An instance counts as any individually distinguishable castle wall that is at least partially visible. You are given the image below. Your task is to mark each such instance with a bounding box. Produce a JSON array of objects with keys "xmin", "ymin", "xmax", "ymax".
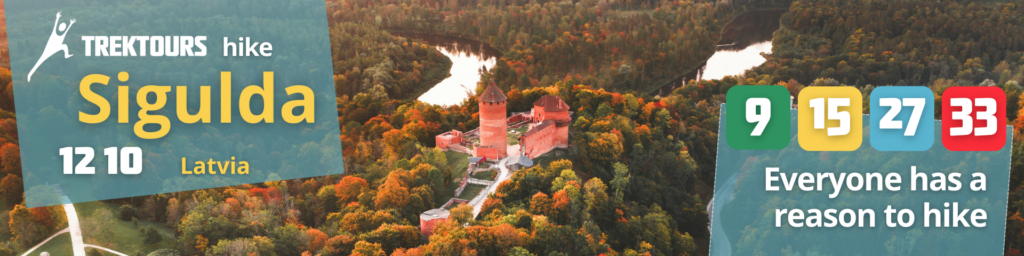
[
  {"xmin": 420, "ymin": 216, "xmax": 447, "ymax": 237},
  {"xmin": 436, "ymin": 138, "xmax": 451, "ymax": 150},
  {"xmin": 555, "ymin": 123, "xmax": 569, "ymax": 147},
  {"xmin": 474, "ymin": 146, "xmax": 504, "ymax": 161},
  {"xmin": 507, "ymin": 113, "xmax": 530, "ymax": 124},
  {"xmin": 521, "ymin": 122, "xmax": 557, "ymax": 159},
  {"xmin": 435, "ymin": 130, "xmax": 463, "ymax": 150}
]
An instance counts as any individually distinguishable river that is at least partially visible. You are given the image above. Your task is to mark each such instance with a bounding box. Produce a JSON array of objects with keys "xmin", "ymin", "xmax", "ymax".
[
  {"xmin": 658, "ymin": 10, "xmax": 785, "ymax": 96},
  {"xmin": 399, "ymin": 10, "xmax": 783, "ymax": 104},
  {"xmin": 393, "ymin": 33, "xmax": 501, "ymax": 106}
]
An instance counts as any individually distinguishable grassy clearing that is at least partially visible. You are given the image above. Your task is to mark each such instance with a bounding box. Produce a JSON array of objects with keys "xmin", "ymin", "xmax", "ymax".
[
  {"xmin": 15, "ymin": 201, "xmax": 178, "ymax": 256},
  {"xmin": 23, "ymin": 232, "xmax": 73, "ymax": 255},
  {"xmin": 440, "ymin": 173, "xmax": 466, "ymax": 207},
  {"xmin": 457, "ymin": 184, "xmax": 487, "ymax": 201},
  {"xmin": 439, "ymin": 151, "xmax": 473, "ymax": 206},
  {"xmin": 446, "ymin": 151, "xmax": 471, "ymax": 174},
  {"xmin": 513, "ymin": 125, "xmax": 529, "ymax": 133},
  {"xmin": 472, "ymin": 170, "xmax": 495, "ymax": 181},
  {"xmin": 507, "ymin": 126, "xmax": 529, "ymax": 145},
  {"xmin": 534, "ymin": 148, "xmax": 571, "ymax": 168},
  {"xmin": 74, "ymin": 201, "xmax": 178, "ymax": 255}
]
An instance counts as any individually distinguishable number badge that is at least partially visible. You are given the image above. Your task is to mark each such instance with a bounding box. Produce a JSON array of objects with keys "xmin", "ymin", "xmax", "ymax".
[
  {"xmin": 726, "ymin": 86, "xmax": 791, "ymax": 150},
  {"xmin": 798, "ymin": 86, "xmax": 863, "ymax": 151},
  {"xmin": 869, "ymin": 86, "xmax": 935, "ymax": 151},
  {"xmin": 941, "ymin": 86, "xmax": 1006, "ymax": 151}
]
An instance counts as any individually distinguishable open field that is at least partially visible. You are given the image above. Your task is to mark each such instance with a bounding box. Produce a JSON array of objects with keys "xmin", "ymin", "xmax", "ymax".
[
  {"xmin": 73, "ymin": 201, "xmax": 177, "ymax": 255},
  {"xmin": 456, "ymin": 184, "xmax": 487, "ymax": 201},
  {"xmin": 472, "ymin": 170, "xmax": 495, "ymax": 181}
]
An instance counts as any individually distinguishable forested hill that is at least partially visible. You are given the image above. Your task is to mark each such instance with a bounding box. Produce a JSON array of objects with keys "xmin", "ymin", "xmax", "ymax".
[
  {"xmin": 330, "ymin": 22, "xmax": 453, "ymax": 100},
  {"xmin": 747, "ymin": 0, "xmax": 1024, "ymax": 88}
]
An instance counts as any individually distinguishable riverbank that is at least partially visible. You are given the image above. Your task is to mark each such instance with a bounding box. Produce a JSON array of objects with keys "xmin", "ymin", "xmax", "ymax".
[
  {"xmin": 391, "ymin": 32, "xmax": 501, "ymax": 106},
  {"xmin": 329, "ymin": 22, "xmax": 457, "ymax": 100},
  {"xmin": 648, "ymin": 8, "xmax": 788, "ymax": 96},
  {"xmin": 405, "ymin": 51, "xmax": 453, "ymax": 101}
]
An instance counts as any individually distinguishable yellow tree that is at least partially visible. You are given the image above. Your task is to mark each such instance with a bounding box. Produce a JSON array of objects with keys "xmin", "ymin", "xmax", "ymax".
[
  {"xmin": 383, "ymin": 129, "xmax": 415, "ymax": 157},
  {"xmin": 584, "ymin": 132, "xmax": 623, "ymax": 167},
  {"xmin": 9, "ymin": 205, "xmax": 44, "ymax": 248},
  {"xmin": 530, "ymin": 192, "xmax": 552, "ymax": 215},
  {"xmin": 374, "ymin": 175, "xmax": 410, "ymax": 210},
  {"xmin": 352, "ymin": 241, "xmax": 386, "ymax": 256}
]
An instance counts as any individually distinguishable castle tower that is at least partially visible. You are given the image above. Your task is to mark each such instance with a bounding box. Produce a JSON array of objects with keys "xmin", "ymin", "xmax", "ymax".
[{"xmin": 477, "ymin": 81, "xmax": 508, "ymax": 159}]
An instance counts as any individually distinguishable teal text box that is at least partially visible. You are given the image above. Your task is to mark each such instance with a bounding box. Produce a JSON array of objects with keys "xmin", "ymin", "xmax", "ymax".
[
  {"xmin": 712, "ymin": 104, "xmax": 1010, "ymax": 255},
  {"xmin": 6, "ymin": 0, "xmax": 343, "ymax": 207}
]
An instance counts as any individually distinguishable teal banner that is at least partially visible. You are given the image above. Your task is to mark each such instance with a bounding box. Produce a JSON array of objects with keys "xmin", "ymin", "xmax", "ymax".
[
  {"xmin": 712, "ymin": 105, "xmax": 1010, "ymax": 255},
  {"xmin": 5, "ymin": 0, "xmax": 343, "ymax": 207}
]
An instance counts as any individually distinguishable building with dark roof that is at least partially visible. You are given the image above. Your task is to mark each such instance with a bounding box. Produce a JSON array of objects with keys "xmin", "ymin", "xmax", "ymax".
[{"xmin": 507, "ymin": 154, "xmax": 534, "ymax": 171}]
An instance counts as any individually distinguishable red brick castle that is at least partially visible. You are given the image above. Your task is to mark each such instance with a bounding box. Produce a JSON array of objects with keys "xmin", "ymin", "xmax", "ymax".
[{"xmin": 435, "ymin": 81, "xmax": 570, "ymax": 161}]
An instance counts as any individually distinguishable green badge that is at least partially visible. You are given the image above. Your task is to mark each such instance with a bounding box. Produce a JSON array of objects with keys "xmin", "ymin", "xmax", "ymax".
[{"xmin": 726, "ymin": 86, "xmax": 791, "ymax": 149}]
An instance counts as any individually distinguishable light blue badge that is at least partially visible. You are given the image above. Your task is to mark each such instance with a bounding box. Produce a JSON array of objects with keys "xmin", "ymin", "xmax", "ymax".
[{"xmin": 870, "ymin": 86, "xmax": 935, "ymax": 151}]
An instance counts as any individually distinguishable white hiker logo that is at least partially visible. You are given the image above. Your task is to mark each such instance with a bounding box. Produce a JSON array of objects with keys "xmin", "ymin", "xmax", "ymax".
[{"xmin": 27, "ymin": 12, "xmax": 75, "ymax": 82}]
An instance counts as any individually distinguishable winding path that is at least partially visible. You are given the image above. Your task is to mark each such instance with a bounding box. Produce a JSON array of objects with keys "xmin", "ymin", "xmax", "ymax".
[
  {"xmin": 61, "ymin": 196, "xmax": 87, "ymax": 256},
  {"xmin": 82, "ymin": 245, "xmax": 127, "ymax": 256},
  {"xmin": 471, "ymin": 157, "xmax": 511, "ymax": 217},
  {"xmin": 20, "ymin": 195, "xmax": 127, "ymax": 256},
  {"xmin": 19, "ymin": 228, "xmax": 69, "ymax": 256}
]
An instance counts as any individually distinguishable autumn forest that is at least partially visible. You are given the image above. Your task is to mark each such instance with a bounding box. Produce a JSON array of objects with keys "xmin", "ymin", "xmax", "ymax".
[{"xmin": 2, "ymin": 0, "xmax": 1024, "ymax": 255}]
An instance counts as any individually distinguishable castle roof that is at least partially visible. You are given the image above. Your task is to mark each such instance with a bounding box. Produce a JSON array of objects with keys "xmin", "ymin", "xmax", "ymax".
[
  {"xmin": 420, "ymin": 208, "xmax": 450, "ymax": 220},
  {"xmin": 533, "ymin": 95, "xmax": 569, "ymax": 112},
  {"xmin": 508, "ymin": 154, "xmax": 534, "ymax": 167},
  {"xmin": 480, "ymin": 81, "xmax": 507, "ymax": 103}
]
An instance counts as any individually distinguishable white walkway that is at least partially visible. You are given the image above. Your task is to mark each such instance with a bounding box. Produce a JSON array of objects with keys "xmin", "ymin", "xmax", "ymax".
[
  {"xmin": 82, "ymin": 245, "xmax": 127, "ymax": 256},
  {"xmin": 19, "ymin": 228, "xmax": 68, "ymax": 256},
  {"xmin": 20, "ymin": 195, "xmax": 127, "ymax": 256},
  {"xmin": 472, "ymin": 157, "xmax": 512, "ymax": 217},
  {"xmin": 61, "ymin": 196, "xmax": 87, "ymax": 256},
  {"xmin": 465, "ymin": 178, "xmax": 495, "ymax": 186}
]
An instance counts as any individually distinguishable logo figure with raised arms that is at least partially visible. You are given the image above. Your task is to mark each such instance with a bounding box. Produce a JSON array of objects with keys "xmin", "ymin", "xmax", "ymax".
[{"xmin": 28, "ymin": 12, "xmax": 75, "ymax": 82}]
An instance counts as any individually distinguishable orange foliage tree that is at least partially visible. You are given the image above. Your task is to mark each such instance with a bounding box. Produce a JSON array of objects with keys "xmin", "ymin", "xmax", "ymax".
[
  {"xmin": 335, "ymin": 176, "xmax": 368, "ymax": 204},
  {"xmin": 374, "ymin": 174, "xmax": 410, "ymax": 210}
]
